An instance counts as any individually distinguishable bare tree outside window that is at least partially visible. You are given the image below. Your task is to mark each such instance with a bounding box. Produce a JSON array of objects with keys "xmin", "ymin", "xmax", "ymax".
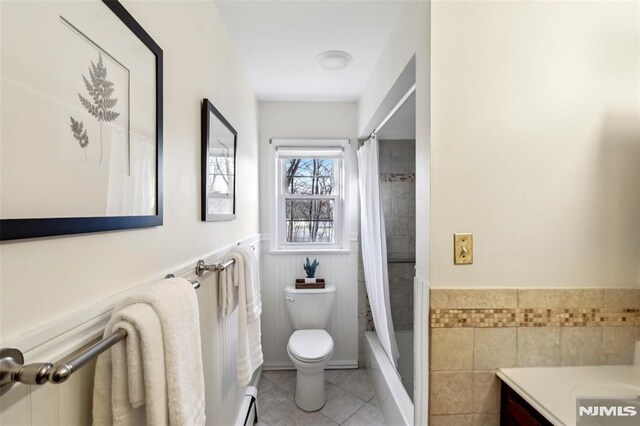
[{"xmin": 284, "ymin": 158, "xmax": 335, "ymax": 243}]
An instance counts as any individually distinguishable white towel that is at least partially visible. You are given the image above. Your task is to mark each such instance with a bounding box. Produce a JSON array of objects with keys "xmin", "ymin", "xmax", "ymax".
[
  {"xmin": 219, "ymin": 251, "xmax": 243, "ymax": 318},
  {"xmin": 221, "ymin": 246, "xmax": 263, "ymax": 385},
  {"xmin": 237, "ymin": 245, "xmax": 261, "ymax": 323},
  {"xmin": 93, "ymin": 278, "xmax": 206, "ymax": 426}
]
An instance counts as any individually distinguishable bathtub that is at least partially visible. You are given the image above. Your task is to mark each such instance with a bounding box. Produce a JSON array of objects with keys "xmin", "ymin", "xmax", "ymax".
[{"xmin": 365, "ymin": 331, "xmax": 414, "ymax": 426}]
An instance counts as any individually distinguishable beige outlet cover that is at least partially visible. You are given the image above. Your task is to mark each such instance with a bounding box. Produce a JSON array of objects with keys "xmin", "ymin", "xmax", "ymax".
[{"xmin": 454, "ymin": 233, "xmax": 473, "ymax": 264}]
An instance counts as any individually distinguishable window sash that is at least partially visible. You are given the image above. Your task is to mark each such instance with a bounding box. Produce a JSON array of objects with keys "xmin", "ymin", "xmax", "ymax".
[
  {"xmin": 283, "ymin": 194, "xmax": 336, "ymax": 200},
  {"xmin": 273, "ymin": 142, "xmax": 346, "ymax": 249},
  {"xmin": 282, "ymin": 159, "xmax": 336, "ymax": 196},
  {"xmin": 278, "ymin": 158, "xmax": 342, "ymax": 247},
  {"xmin": 281, "ymin": 196, "xmax": 337, "ymax": 245}
]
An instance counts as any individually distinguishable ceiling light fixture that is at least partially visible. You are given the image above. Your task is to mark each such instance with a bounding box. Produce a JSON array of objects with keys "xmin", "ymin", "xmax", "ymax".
[{"xmin": 316, "ymin": 51, "xmax": 353, "ymax": 71}]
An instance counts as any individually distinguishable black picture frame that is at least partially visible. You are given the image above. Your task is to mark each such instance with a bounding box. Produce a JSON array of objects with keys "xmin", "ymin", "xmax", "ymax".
[
  {"xmin": 201, "ymin": 99, "xmax": 238, "ymax": 222},
  {"xmin": 0, "ymin": 0, "xmax": 163, "ymax": 241}
]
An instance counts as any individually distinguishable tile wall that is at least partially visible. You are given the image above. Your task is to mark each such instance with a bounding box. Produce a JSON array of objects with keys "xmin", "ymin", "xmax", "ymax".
[
  {"xmin": 380, "ymin": 139, "xmax": 416, "ymax": 332},
  {"xmin": 429, "ymin": 288, "xmax": 640, "ymax": 425},
  {"xmin": 357, "ymin": 139, "xmax": 416, "ymax": 365}
]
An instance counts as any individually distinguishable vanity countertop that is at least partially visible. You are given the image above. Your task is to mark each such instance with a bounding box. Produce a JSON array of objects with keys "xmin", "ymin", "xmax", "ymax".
[{"xmin": 497, "ymin": 365, "xmax": 640, "ymax": 425}]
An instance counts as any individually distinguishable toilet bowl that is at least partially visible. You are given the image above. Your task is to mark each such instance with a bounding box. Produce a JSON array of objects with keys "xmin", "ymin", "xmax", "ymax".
[
  {"xmin": 284, "ymin": 285, "xmax": 336, "ymax": 411},
  {"xmin": 287, "ymin": 329, "xmax": 334, "ymax": 411}
]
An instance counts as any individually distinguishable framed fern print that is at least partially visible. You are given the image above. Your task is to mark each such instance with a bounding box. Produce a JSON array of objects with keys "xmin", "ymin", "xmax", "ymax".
[{"xmin": 0, "ymin": 0, "xmax": 163, "ymax": 240}]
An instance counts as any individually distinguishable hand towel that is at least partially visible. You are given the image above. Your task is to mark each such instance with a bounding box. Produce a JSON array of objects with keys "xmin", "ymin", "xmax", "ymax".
[
  {"xmin": 219, "ymin": 251, "xmax": 244, "ymax": 318},
  {"xmin": 93, "ymin": 278, "xmax": 206, "ymax": 426},
  {"xmin": 236, "ymin": 245, "xmax": 261, "ymax": 323},
  {"xmin": 229, "ymin": 245, "xmax": 263, "ymax": 386}
]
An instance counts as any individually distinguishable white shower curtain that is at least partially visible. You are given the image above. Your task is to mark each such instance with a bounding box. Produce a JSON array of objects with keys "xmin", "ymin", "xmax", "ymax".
[{"xmin": 357, "ymin": 136, "xmax": 399, "ymax": 366}]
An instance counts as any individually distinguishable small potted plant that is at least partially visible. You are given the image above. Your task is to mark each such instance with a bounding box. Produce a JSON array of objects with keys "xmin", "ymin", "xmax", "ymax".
[{"xmin": 303, "ymin": 257, "xmax": 319, "ymax": 283}]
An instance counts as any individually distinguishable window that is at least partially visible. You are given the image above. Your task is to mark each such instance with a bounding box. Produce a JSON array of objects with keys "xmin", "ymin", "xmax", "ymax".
[
  {"xmin": 283, "ymin": 158, "xmax": 336, "ymax": 243},
  {"xmin": 270, "ymin": 141, "xmax": 348, "ymax": 251}
]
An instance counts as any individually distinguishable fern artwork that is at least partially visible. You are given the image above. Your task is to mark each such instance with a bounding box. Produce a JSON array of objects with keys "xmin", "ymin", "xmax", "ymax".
[
  {"xmin": 70, "ymin": 53, "xmax": 120, "ymax": 164},
  {"xmin": 69, "ymin": 117, "xmax": 89, "ymax": 160}
]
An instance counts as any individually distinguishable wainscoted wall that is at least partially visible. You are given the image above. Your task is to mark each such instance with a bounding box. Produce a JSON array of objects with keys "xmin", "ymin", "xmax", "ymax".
[
  {"xmin": 428, "ymin": 288, "xmax": 640, "ymax": 425},
  {"xmin": 0, "ymin": 235, "xmax": 261, "ymax": 425},
  {"xmin": 260, "ymin": 241, "xmax": 359, "ymax": 369},
  {"xmin": 257, "ymin": 102, "xmax": 360, "ymax": 370}
]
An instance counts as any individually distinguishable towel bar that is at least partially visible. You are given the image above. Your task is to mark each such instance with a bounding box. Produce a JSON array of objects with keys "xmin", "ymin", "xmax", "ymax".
[
  {"xmin": 195, "ymin": 258, "xmax": 235, "ymax": 276},
  {"xmin": 194, "ymin": 241, "xmax": 254, "ymax": 276},
  {"xmin": 0, "ymin": 241, "xmax": 257, "ymax": 397},
  {"xmin": 0, "ymin": 278, "xmax": 201, "ymax": 396}
]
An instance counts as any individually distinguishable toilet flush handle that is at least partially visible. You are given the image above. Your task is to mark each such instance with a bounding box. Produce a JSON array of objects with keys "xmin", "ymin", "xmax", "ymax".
[{"xmin": 286, "ymin": 296, "xmax": 295, "ymax": 302}]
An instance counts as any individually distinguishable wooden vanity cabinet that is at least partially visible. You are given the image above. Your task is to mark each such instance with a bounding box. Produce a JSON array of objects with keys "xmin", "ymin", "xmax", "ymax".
[{"xmin": 500, "ymin": 382, "xmax": 553, "ymax": 426}]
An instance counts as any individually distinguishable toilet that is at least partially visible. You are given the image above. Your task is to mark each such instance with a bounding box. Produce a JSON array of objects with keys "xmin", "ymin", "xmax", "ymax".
[{"xmin": 285, "ymin": 285, "xmax": 336, "ymax": 411}]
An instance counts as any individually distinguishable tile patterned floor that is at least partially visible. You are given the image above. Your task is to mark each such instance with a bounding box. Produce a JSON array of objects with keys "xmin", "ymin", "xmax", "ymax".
[{"xmin": 257, "ymin": 368, "xmax": 386, "ymax": 426}]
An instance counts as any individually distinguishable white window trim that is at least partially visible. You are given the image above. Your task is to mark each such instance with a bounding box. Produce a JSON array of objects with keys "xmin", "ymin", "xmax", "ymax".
[{"xmin": 268, "ymin": 139, "xmax": 351, "ymax": 253}]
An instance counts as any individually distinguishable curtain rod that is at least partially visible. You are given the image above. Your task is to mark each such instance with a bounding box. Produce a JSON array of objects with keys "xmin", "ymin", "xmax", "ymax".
[{"xmin": 370, "ymin": 82, "xmax": 416, "ymax": 140}]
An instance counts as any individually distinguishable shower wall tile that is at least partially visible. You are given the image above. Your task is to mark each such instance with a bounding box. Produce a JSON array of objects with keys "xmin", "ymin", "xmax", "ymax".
[
  {"xmin": 392, "ymin": 217, "xmax": 416, "ymax": 235},
  {"xmin": 391, "ymin": 155, "xmax": 415, "ymax": 174},
  {"xmin": 391, "ymin": 183, "xmax": 416, "ymax": 219},
  {"xmin": 387, "ymin": 236, "xmax": 415, "ymax": 260},
  {"xmin": 388, "ymin": 263, "xmax": 414, "ymax": 330},
  {"xmin": 378, "ymin": 154, "xmax": 392, "ymax": 174},
  {"xmin": 357, "ymin": 280, "xmax": 367, "ymax": 318}
]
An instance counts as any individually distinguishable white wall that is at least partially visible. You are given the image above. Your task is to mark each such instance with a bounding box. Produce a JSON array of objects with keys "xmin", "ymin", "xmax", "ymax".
[
  {"xmin": 431, "ymin": 0, "xmax": 640, "ymax": 288},
  {"xmin": 258, "ymin": 102, "xmax": 359, "ymax": 368},
  {"xmin": 0, "ymin": 0, "xmax": 259, "ymax": 343},
  {"xmin": 1, "ymin": 1, "xmax": 259, "ymax": 424}
]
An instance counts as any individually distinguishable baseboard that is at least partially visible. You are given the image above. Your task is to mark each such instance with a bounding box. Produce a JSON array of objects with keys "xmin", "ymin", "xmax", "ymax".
[{"xmin": 262, "ymin": 360, "xmax": 359, "ymax": 370}]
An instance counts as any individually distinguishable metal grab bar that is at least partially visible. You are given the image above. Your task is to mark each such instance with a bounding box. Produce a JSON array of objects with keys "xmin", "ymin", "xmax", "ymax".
[{"xmin": 0, "ymin": 277, "xmax": 202, "ymax": 395}]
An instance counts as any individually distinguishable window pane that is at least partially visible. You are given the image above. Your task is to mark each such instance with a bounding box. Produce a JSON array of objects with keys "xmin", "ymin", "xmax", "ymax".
[
  {"xmin": 286, "ymin": 199, "xmax": 334, "ymax": 243},
  {"xmin": 285, "ymin": 158, "xmax": 334, "ymax": 195}
]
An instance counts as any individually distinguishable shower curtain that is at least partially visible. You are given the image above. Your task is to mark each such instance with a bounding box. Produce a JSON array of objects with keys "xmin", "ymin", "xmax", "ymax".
[{"xmin": 357, "ymin": 136, "xmax": 399, "ymax": 366}]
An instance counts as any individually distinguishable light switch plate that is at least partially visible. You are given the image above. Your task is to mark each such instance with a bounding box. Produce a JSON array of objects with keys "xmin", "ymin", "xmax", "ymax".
[{"xmin": 454, "ymin": 233, "xmax": 473, "ymax": 265}]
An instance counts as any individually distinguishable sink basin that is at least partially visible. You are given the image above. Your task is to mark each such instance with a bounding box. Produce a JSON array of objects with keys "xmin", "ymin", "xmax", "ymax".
[{"xmin": 570, "ymin": 381, "xmax": 640, "ymax": 404}]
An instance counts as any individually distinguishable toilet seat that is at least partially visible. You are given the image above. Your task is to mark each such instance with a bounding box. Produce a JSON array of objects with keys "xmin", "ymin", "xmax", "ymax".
[{"xmin": 287, "ymin": 330, "xmax": 333, "ymax": 362}]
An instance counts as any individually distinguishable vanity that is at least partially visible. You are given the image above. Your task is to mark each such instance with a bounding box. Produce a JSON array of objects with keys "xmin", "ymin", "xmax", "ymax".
[{"xmin": 497, "ymin": 366, "xmax": 640, "ymax": 425}]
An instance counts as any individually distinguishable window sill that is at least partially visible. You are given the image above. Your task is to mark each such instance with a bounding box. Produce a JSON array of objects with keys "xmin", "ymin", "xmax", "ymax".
[{"xmin": 267, "ymin": 248, "xmax": 352, "ymax": 255}]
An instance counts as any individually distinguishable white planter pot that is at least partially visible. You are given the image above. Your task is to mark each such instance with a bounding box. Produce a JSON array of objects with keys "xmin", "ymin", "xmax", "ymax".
[{"xmin": 304, "ymin": 278, "xmax": 316, "ymax": 283}]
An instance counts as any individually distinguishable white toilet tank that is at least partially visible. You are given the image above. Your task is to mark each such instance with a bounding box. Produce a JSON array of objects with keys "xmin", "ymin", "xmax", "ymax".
[{"xmin": 285, "ymin": 285, "xmax": 336, "ymax": 329}]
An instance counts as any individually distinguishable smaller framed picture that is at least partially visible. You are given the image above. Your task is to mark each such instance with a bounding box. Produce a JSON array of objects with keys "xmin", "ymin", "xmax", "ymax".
[{"xmin": 201, "ymin": 99, "xmax": 237, "ymax": 222}]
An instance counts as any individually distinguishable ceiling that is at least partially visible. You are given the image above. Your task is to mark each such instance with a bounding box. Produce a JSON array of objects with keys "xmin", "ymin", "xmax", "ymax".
[
  {"xmin": 215, "ymin": 1, "xmax": 404, "ymax": 102},
  {"xmin": 376, "ymin": 92, "xmax": 415, "ymax": 140}
]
